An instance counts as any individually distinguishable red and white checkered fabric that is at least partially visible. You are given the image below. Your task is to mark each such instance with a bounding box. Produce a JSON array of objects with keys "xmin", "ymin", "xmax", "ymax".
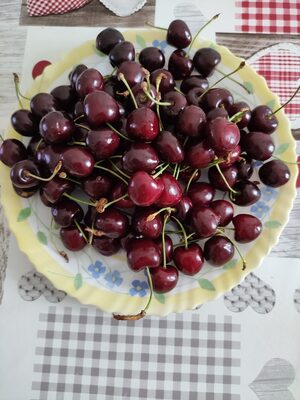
[
  {"xmin": 249, "ymin": 47, "xmax": 300, "ymax": 123},
  {"xmin": 235, "ymin": 0, "xmax": 300, "ymax": 34},
  {"xmin": 27, "ymin": 0, "xmax": 90, "ymax": 16}
]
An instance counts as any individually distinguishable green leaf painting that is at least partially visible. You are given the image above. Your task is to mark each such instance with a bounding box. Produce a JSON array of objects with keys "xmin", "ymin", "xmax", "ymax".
[
  {"xmin": 223, "ymin": 259, "xmax": 238, "ymax": 270},
  {"xmin": 198, "ymin": 278, "xmax": 215, "ymax": 291},
  {"xmin": 274, "ymin": 143, "xmax": 289, "ymax": 155},
  {"xmin": 136, "ymin": 34, "xmax": 147, "ymax": 49},
  {"xmin": 154, "ymin": 292, "xmax": 165, "ymax": 304},
  {"xmin": 17, "ymin": 207, "xmax": 31, "ymax": 222},
  {"xmin": 37, "ymin": 231, "xmax": 48, "ymax": 245},
  {"xmin": 74, "ymin": 273, "xmax": 83, "ymax": 290},
  {"xmin": 265, "ymin": 220, "xmax": 282, "ymax": 229}
]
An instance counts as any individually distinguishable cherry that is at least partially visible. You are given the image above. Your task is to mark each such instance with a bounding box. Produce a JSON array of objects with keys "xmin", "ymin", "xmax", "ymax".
[
  {"xmin": 150, "ymin": 265, "xmax": 178, "ymax": 293},
  {"xmin": 110, "ymin": 181, "xmax": 134, "ymax": 209},
  {"xmin": 43, "ymin": 177, "xmax": 74, "ymax": 204},
  {"xmin": 156, "ymin": 173, "xmax": 182, "ymax": 207},
  {"xmin": 248, "ymin": 105, "xmax": 278, "ymax": 134},
  {"xmin": 127, "ymin": 238, "xmax": 161, "ymax": 271},
  {"xmin": 39, "ymin": 111, "xmax": 75, "ymax": 144},
  {"xmin": 27, "ymin": 135, "xmax": 45, "ymax": 157},
  {"xmin": 173, "ymin": 243, "xmax": 204, "ymax": 275},
  {"xmin": 10, "ymin": 159, "xmax": 40, "ymax": 188},
  {"xmin": 50, "ymin": 85, "xmax": 78, "ymax": 111},
  {"xmin": 186, "ymin": 87, "xmax": 206, "ymax": 106},
  {"xmin": 150, "ymin": 69, "xmax": 175, "ymax": 95},
  {"xmin": 155, "ymin": 235, "xmax": 173, "ymax": 262},
  {"xmin": 122, "ymin": 142, "xmax": 160, "ymax": 173},
  {"xmin": 120, "ymin": 231, "xmax": 142, "ymax": 252},
  {"xmin": 210, "ymin": 200, "xmax": 234, "ymax": 227},
  {"xmin": 51, "ymin": 198, "xmax": 83, "ymax": 227},
  {"xmin": 176, "ymin": 105, "xmax": 206, "ymax": 137},
  {"xmin": 73, "ymin": 101, "xmax": 85, "ymax": 120},
  {"xmin": 208, "ymin": 165, "xmax": 238, "ymax": 192},
  {"xmin": 109, "ymin": 41, "xmax": 135, "ymax": 67},
  {"xmin": 162, "ymin": 91, "xmax": 187, "ymax": 120},
  {"xmin": 206, "ymin": 107, "xmax": 229, "ymax": 121},
  {"xmin": 36, "ymin": 144, "xmax": 64, "ymax": 173},
  {"xmin": 95, "ymin": 208, "xmax": 129, "ymax": 238},
  {"xmin": 75, "ymin": 68, "xmax": 104, "ymax": 98},
  {"xmin": 188, "ymin": 182, "xmax": 215, "ymax": 207},
  {"xmin": 40, "ymin": 187, "xmax": 53, "ymax": 206},
  {"xmin": 204, "ymin": 236, "xmax": 234, "ymax": 266},
  {"xmin": 60, "ymin": 224, "xmax": 87, "ymax": 251},
  {"xmin": 227, "ymin": 101, "xmax": 251, "ymax": 129},
  {"xmin": 128, "ymin": 171, "xmax": 163, "ymax": 206},
  {"xmin": 193, "ymin": 48, "xmax": 221, "ymax": 77},
  {"xmin": 14, "ymin": 184, "xmax": 38, "ymax": 198},
  {"xmin": 86, "ymin": 127, "xmax": 120, "ymax": 160},
  {"xmin": 185, "ymin": 141, "xmax": 215, "ymax": 169},
  {"xmin": 232, "ymin": 214, "xmax": 262, "ymax": 243},
  {"xmin": 180, "ymin": 75, "xmax": 209, "ymax": 94},
  {"xmin": 132, "ymin": 83, "xmax": 157, "ymax": 109},
  {"xmin": 205, "ymin": 117, "xmax": 240, "ymax": 155},
  {"xmin": 93, "ymin": 236, "xmax": 121, "ymax": 256},
  {"xmin": 96, "ymin": 28, "xmax": 124, "ymax": 54},
  {"xmin": 132, "ymin": 208, "xmax": 162, "ymax": 239},
  {"xmin": 69, "ymin": 64, "xmax": 87, "ymax": 89},
  {"xmin": 168, "ymin": 50, "xmax": 193, "ymax": 80},
  {"xmin": 191, "ymin": 206, "xmax": 220, "ymax": 238},
  {"xmin": 175, "ymin": 194, "xmax": 193, "ymax": 221},
  {"xmin": 139, "ymin": 47, "xmax": 165, "ymax": 72},
  {"xmin": 126, "ymin": 107, "xmax": 159, "ymax": 141},
  {"xmin": 84, "ymin": 91, "xmax": 120, "ymax": 127},
  {"xmin": 62, "ymin": 146, "xmax": 94, "ymax": 178},
  {"xmin": 259, "ymin": 160, "xmax": 290, "ymax": 187},
  {"xmin": 30, "ymin": 93, "xmax": 58, "ymax": 120},
  {"xmin": 236, "ymin": 156, "xmax": 254, "ymax": 180},
  {"xmin": 231, "ymin": 180, "xmax": 261, "ymax": 206},
  {"xmin": 0, "ymin": 139, "xmax": 27, "ymax": 167},
  {"xmin": 167, "ymin": 19, "xmax": 192, "ymax": 49},
  {"xmin": 155, "ymin": 130, "xmax": 184, "ymax": 163},
  {"xmin": 117, "ymin": 61, "xmax": 145, "ymax": 88},
  {"xmin": 179, "ymin": 167, "xmax": 201, "ymax": 183},
  {"xmin": 73, "ymin": 125, "xmax": 88, "ymax": 142},
  {"xmin": 11, "ymin": 109, "xmax": 38, "ymax": 137},
  {"xmin": 84, "ymin": 205, "xmax": 97, "ymax": 227},
  {"xmin": 200, "ymin": 88, "xmax": 234, "ymax": 112},
  {"xmin": 218, "ymin": 145, "xmax": 241, "ymax": 168},
  {"xmin": 241, "ymin": 131, "xmax": 274, "ymax": 161}
]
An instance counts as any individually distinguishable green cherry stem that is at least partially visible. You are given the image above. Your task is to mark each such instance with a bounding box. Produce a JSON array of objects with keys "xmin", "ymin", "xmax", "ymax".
[
  {"xmin": 162, "ymin": 213, "xmax": 170, "ymax": 268},
  {"xmin": 229, "ymin": 109, "xmax": 249, "ymax": 123},
  {"xmin": 155, "ymin": 73, "xmax": 165, "ymax": 131},
  {"xmin": 215, "ymin": 67, "xmax": 251, "ymax": 94},
  {"xmin": 104, "ymin": 67, "xmax": 117, "ymax": 81},
  {"xmin": 174, "ymin": 86, "xmax": 184, "ymax": 95},
  {"xmin": 96, "ymin": 194, "xmax": 129, "ymax": 213},
  {"xmin": 106, "ymin": 122, "xmax": 133, "ymax": 142},
  {"xmin": 215, "ymin": 163, "xmax": 238, "ymax": 194},
  {"xmin": 186, "ymin": 13, "xmax": 220, "ymax": 56},
  {"xmin": 172, "ymin": 216, "xmax": 189, "ymax": 250},
  {"xmin": 145, "ymin": 21, "xmax": 167, "ymax": 31},
  {"xmin": 146, "ymin": 207, "xmax": 176, "ymax": 222},
  {"xmin": 175, "ymin": 164, "xmax": 181, "ymax": 180},
  {"xmin": 63, "ymin": 192, "xmax": 97, "ymax": 208},
  {"xmin": 141, "ymin": 82, "xmax": 172, "ymax": 106},
  {"xmin": 94, "ymin": 164, "xmax": 129, "ymax": 185},
  {"xmin": 272, "ymin": 155, "xmax": 300, "ymax": 165},
  {"xmin": 25, "ymin": 161, "xmax": 63, "ymax": 182},
  {"xmin": 118, "ymin": 72, "xmax": 138, "ymax": 109},
  {"xmin": 13, "ymin": 73, "xmax": 31, "ymax": 107},
  {"xmin": 185, "ymin": 169, "xmax": 198, "ymax": 192},
  {"xmin": 152, "ymin": 163, "xmax": 169, "ymax": 179},
  {"xmin": 74, "ymin": 219, "xmax": 89, "ymax": 244},
  {"xmin": 75, "ymin": 123, "xmax": 91, "ymax": 131},
  {"xmin": 109, "ymin": 160, "xmax": 131, "ymax": 179},
  {"xmin": 272, "ymin": 84, "xmax": 300, "ymax": 115}
]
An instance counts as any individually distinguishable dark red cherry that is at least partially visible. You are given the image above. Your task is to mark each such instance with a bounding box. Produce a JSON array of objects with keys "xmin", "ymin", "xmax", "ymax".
[
  {"xmin": 30, "ymin": 93, "xmax": 58, "ymax": 120},
  {"xmin": 210, "ymin": 200, "xmax": 234, "ymax": 227},
  {"xmin": 120, "ymin": 231, "xmax": 142, "ymax": 252},
  {"xmin": 176, "ymin": 105, "xmax": 206, "ymax": 137},
  {"xmin": 232, "ymin": 214, "xmax": 262, "ymax": 243},
  {"xmin": 200, "ymin": 88, "xmax": 234, "ymax": 112},
  {"xmin": 0, "ymin": 139, "xmax": 27, "ymax": 167},
  {"xmin": 27, "ymin": 135, "xmax": 45, "ymax": 157},
  {"xmin": 193, "ymin": 47, "xmax": 221, "ymax": 77},
  {"xmin": 82, "ymin": 172, "xmax": 112, "ymax": 200},
  {"xmin": 168, "ymin": 49, "xmax": 193, "ymax": 80},
  {"xmin": 179, "ymin": 167, "xmax": 201, "ymax": 183},
  {"xmin": 127, "ymin": 238, "xmax": 161, "ymax": 271},
  {"xmin": 186, "ymin": 87, "xmax": 206, "ymax": 106},
  {"xmin": 150, "ymin": 69, "xmax": 175, "ymax": 95},
  {"xmin": 40, "ymin": 187, "xmax": 53, "ymax": 207},
  {"xmin": 236, "ymin": 156, "xmax": 254, "ymax": 180},
  {"xmin": 93, "ymin": 236, "xmax": 121, "ymax": 256},
  {"xmin": 14, "ymin": 184, "xmax": 38, "ymax": 198},
  {"xmin": 62, "ymin": 146, "xmax": 94, "ymax": 178},
  {"xmin": 73, "ymin": 125, "xmax": 88, "ymax": 142},
  {"xmin": 155, "ymin": 130, "xmax": 184, "ymax": 163},
  {"xmin": 50, "ymin": 85, "xmax": 78, "ymax": 111},
  {"xmin": 36, "ymin": 144, "xmax": 64, "ymax": 173},
  {"xmin": 227, "ymin": 101, "xmax": 251, "ymax": 129},
  {"xmin": 241, "ymin": 131, "xmax": 274, "ymax": 161},
  {"xmin": 185, "ymin": 141, "xmax": 215, "ymax": 169},
  {"xmin": 231, "ymin": 180, "xmax": 261, "ymax": 206},
  {"xmin": 126, "ymin": 107, "xmax": 159, "ymax": 141},
  {"xmin": 51, "ymin": 198, "xmax": 83, "ymax": 227},
  {"xmin": 167, "ymin": 19, "xmax": 192, "ymax": 49},
  {"xmin": 205, "ymin": 117, "xmax": 240, "ymax": 155},
  {"xmin": 206, "ymin": 107, "xmax": 229, "ymax": 121},
  {"xmin": 11, "ymin": 109, "xmax": 38, "ymax": 137},
  {"xmin": 259, "ymin": 160, "xmax": 290, "ymax": 187},
  {"xmin": 173, "ymin": 243, "xmax": 204, "ymax": 275},
  {"xmin": 162, "ymin": 91, "xmax": 187, "ymax": 120},
  {"xmin": 180, "ymin": 75, "xmax": 209, "ymax": 94},
  {"xmin": 117, "ymin": 61, "xmax": 145, "ymax": 88},
  {"xmin": 73, "ymin": 101, "xmax": 85, "ymax": 120},
  {"xmin": 95, "ymin": 208, "xmax": 129, "ymax": 238},
  {"xmin": 84, "ymin": 91, "xmax": 119, "ymax": 127},
  {"xmin": 191, "ymin": 206, "xmax": 220, "ymax": 238},
  {"xmin": 156, "ymin": 173, "xmax": 182, "ymax": 207},
  {"xmin": 109, "ymin": 41, "xmax": 135, "ymax": 67},
  {"xmin": 248, "ymin": 105, "xmax": 278, "ymax": 134},
  {"xmin": 86, "ymin": 127, "xmax": 120, "ymax": 160},
  {"xmin": 96, "ymin": 27, "xmax": 124, "ymax": 54},
  {"xmin": 204, "ymin": 236, "xmax": 234, "ymax": 266},
  {"xmin": 39, "ymin": 111, "xmax": 75, "ymax": 144},
  {"xmin": 188, "ymin": 182, "xmax": 215, "ymax": 207},
  {"xmin": 151, "ymin": 265, "xmax": 178, "ymax": 293},
  {"xmin": 122, "ymin": 142, "xmax": 160, "ymax": 174},
  {"xmin": 10, "ymin": 159, "xmax": 40, "ymax": 188},
  {"xmin": 218, "ymin": 145, "xmax": 241, "ymax": 169},
  {"xmin": 132, "ymin": 83, "xmax": 157, "ymax": 109},
  {"xmin": 208, "ymin": 165, "xmax": 238, "ymax": 192},
  {"xmin": 128, "ymin": 171, "xmax": 163, "ymax": 207},
  {"xmin": 139, "ymin": 47, "xmax": 165, "ymax": 72},
  {"xmin": 175, "ymin": 194, "xmax": 193, "ymax": 221},
  {"xmin": 132, "ymin": 208, "xmax": 163, "ymax": 239},
  {"xmin": 43, "ymin": 177, "xmax": 74, "ymax": 204},
  {"xmin": 110, "ymin": 181, "xmax": 134, "ymax": 209},
  {"xmin": 60, "ymin": 224, "xmax": 87, "ymax": 251},
  {"xmin": 155, "ymin": 235, "xmax": 173, "ymax": 262},
  {"xmin": 75, "ymin": 68, "xmax": 104, "ymax": 98},
  {"xmin": 69, "ymin": 64, "xmax": 87, "ymax": 89}
]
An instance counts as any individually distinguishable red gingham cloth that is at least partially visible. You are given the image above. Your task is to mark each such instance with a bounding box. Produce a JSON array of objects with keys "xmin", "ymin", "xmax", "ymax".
[
  {"xmin": 249, "ymin": 48, "xmax": 300, "ymax": 122},
  {"xmin": 235, "ymin": 0, "xmax": 300, "ymax": 34},
  {"xmin": 27, "ymin": 0, "xmax": 90, "ymax": 16}
]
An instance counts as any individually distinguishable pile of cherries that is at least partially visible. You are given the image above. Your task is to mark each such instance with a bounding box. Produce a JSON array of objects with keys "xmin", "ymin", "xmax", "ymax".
[{"xmin": 0, "ymin": 18, "xmax": 292, "ymax": 310}]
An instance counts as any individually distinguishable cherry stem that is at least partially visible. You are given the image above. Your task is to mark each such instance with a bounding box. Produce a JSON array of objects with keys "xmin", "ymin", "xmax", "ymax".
[
  {"xmin": 88, "ymin": 221, "xmax": 95, "ymax": 245},
  {"xmin": 229, "ymin": 109, "xmax": 249, "ymax": 123},
  {"xmin": 75, "ymin": 123, "xmax": 91, "ymax": 132},
  {"xmin": 172, "ymin": 216, "xmax": 188, "ymax": 250},
  {"xmin": 145, "ymin": 21, "xmax": 167, "ymax": 31},
  {"xmin": 216, "ymin": 229, "xmax": 246, "ymax": 270},
  {"xmin": 106, "ymin": 122, "xmax": 133, "ymax": 142},
  {"xmin": 141, "ymin": 82, "xmax": 172, "ymax": 106},
  {"xmin": 173, "ymin": 163, "xmax": 179, "ymax": 178},
  {"xmin": 142, "ymin": 68, "xmax": 151, "ymax": 91},
  {"xmin": 185, "ymin": 168, "xmax": 198, "ymax": 192},
  {"xmin": 215, "ymin": 68, "xmax": 250, "ymax": 94},
  {"xmin": 146, "ymin": 207, "xmax": 176, "ymax": 222},
  {"xmin": 104, "ymin": 67, "xmax": 117, "ymax": 81},
  {"xmin": 69, "ymin": 141, "xmax": 86, "ymax": 146},
  {"xmin": 215, "ymin": 163, "xmax": 239, "ymax": 194},
  {"xmin": 118, "ymin": 72, "xmax": 138, "ymax": 109},
  {"xmin": 25, "ymin": 161, "xmax": 63, "ymax": 182},
  {"xmin": 74, "ymin": 219, "xmax": 89, "ymax": 244},
  {"xmin": 63, "ymin": 192, "xmax": 97, "ymax": 208},
  {"xmin": 174, "ymin": 238, "xmax": 199, "ymax": 249},
  {"xmin": 152, "ymin": 163, "xmax": 169, "ymax": 178},
  {"xmin": 109, "ymin": 160, "xmax": 131, "ymax": 179},
  {"xmin": 13, "ymin": 73, "xmax": 31, "ymax": 108},
  {"xmin": 272, "ymin": 155, "xmax": 300, "ymax": 165},
  {"xmin": 175, "ymin": 164, "xmax": 181, "ymax": 180},
  {"xmin": 186, "ymin": 13, "xmax": 220, "ymax": 56},
  {"xmin": 155, "ymin": 74, "xmax": 165, "ymax": 131},
  {"xmin": 96, "ymin": 194, "xmax": 129, "ymax": 213},
  {"xmin": 162, "ymin": 214, "xmax": 169, "ymax": 268},
  {"xmin": 273, "ymin": 84, "xmax": 300, "ymax": 115},
  {"xmin": 74, "ymin": 114, "xmax": 85, "ymax": 122},
  {"xmin": 105, "ymin": 193, "xmax": 128, "ymax": 208},
  {"xmin": 94, "ymin": 164, "xmax": 129, "ymax": 185},
  {"xmin": 199, "ymin": 61, "xmax": 246, "ymax": 100},
  {"xmin": 174, "ymin": 87, "xmax": 184, "ymax": 95},
  {"xmin": 0, "ymin": 133, "xmax": 5, "ymax": 142}
]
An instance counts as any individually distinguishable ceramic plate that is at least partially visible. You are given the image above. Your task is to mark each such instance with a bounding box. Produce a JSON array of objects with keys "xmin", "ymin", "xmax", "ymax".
[{"xmin": 0, "ymin": 29, "xmax": 297, "ymax": 316}]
